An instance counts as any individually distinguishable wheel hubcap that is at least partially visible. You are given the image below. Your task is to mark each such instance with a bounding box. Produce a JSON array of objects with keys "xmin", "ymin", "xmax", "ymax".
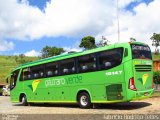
[
  {"xmin": 22, "ymin": 97, "xmax": 25, "ymax": 103},
  {"xmin": 80, "ymin": 95, "xmax": 88, "ymax": 106}
]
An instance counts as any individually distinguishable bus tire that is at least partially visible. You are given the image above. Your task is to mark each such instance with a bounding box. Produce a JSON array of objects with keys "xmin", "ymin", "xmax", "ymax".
[
  {"xmin": 78, "ymin": 92, "xmax": 91, "ymax": 109},
  {"xmin": 21, "ymin": 95, "xmax": 28, "ymax": 106}
]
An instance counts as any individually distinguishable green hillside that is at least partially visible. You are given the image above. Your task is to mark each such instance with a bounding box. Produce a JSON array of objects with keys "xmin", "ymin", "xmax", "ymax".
[
  {"xmin": 152, "ymin": 54, "xmax": 160, "ymax": 60},
  {"xmin": 0, "ymin": 55, "xmax": 39, "ymax": 83}
]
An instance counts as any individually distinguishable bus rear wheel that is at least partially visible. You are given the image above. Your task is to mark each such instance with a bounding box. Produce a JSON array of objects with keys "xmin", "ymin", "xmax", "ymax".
[
  {"xmin": 21, "ymin": 95, "xmax": 28, "ymax": 106},
  {"xmin": 78, "ymin": 92, "xmax": 91, "ymax": 109}
]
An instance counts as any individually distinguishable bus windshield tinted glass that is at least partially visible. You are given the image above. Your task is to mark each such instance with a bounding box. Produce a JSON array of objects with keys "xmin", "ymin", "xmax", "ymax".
[{"xmin": 131, "ymin": 44, "xmax": 152, "ymax": 59}]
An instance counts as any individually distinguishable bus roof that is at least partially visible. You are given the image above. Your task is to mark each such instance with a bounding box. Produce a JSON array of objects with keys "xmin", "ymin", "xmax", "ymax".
[{"xmin": 13, "ymin": 42, "xmax": 147, "ymax": 70}]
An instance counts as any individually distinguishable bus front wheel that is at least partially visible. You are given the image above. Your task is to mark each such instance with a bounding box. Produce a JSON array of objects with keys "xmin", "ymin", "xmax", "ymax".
[
  {"xmin": 21, "ymin": 95, "xmax": 28, "ymax": 106},
  {"xmin": 78, "ymin": 92, "xmax": 91, "ymax": 109}
]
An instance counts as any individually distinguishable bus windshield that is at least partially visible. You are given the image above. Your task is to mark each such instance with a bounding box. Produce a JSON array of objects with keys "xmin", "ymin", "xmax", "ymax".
[
  {"xmin": 10, "ymin": 70, "xmax": 19, "ymax": 90},
  {"xmin": 131, "ymin": 44, "xmax": 152, "ymax": 60}
]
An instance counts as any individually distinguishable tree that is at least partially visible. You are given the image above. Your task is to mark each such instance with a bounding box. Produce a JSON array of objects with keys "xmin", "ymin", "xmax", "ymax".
[
  {"xmin": 41, "ymin": 46, "xmax": 51, "ymax": 58},
  {"xmin": 41, "ymin": 46, "xmax": 65, "ymax": 58},
  {"xmin": 19, "ymin": 54, "xmax": 26, "ymax": 64},
  {"xmin": 130, "ymin": 37, "xmax": 136, "ymax": 42},
  {"xmin": 151, "ymin": 33, "xmax": 160, "ymax": 54},
  {"xmin": 79, "ymin": 36, "xmax": 97, "ymax": 50},
  {"xmin": 19, "ymin": 54, "xmax": 25, "ymax": 59},
  {"xmin": 97, "ymin": 36, "xmax": 110, "ymax": 47}
]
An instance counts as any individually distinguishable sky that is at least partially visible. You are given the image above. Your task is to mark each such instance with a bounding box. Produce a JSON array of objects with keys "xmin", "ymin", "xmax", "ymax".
[{"xmin": 0, "ymin": 0, "xmax": 159, "ymax": 56}]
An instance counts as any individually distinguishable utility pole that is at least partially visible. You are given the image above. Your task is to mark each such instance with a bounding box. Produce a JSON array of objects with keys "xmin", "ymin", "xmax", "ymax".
[{"xmin": 116, "ymin": 0, "xmax": 120, "ymax": 43}]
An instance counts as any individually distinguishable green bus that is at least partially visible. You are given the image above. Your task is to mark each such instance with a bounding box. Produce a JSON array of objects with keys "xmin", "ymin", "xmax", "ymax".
[{"xmin": 7, "ymin": 42, "xmax": 154, "ymax": 108}]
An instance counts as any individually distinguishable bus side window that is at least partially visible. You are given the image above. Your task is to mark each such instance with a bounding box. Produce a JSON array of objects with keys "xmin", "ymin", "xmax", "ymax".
[
  {"xmin": 60, "ymin": 59, "xmax": 75, "ymax": 75},
  {"xmin": 98, "ymin": 48, "xmax": 123, "ymax": 70},
  {"xmin": 31, "ymin": 65, "xmax": 44, "ymax": 79},
  {"xmin": 81, "ymin": 64, "xmax": 88, "ymax": 70},
  {"xmin": 78, "ymin": 54, "xmax": 96, "ymax": 73},
  {"xmin": 47, "ymin": 70, "xmax": 53, "ymax": 76},
  {"xmin": 21, "ymin": 68, "xmax": 32, "ymax": 81},
  {"xmin": 104, "ymin": 62, "xmax": 112, "ymax": 67},
  {"xmin": 45, "ymin": 62, "xmax": 59, "ymax": 77}
]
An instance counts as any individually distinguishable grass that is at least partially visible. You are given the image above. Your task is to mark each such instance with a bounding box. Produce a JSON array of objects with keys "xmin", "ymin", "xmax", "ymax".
[
  {"xmin": 0, "ymin": 56, "xmax": 18, "ymax": 83},
  {"xmin": 0, "ymin": 55, "xmax": 38, "ymax": 83}
]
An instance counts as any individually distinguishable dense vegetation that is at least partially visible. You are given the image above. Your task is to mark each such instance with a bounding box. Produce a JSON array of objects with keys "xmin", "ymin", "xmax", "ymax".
[{"xmin": 0, "ymin": 55, "xmax": 38, "ymax": 83}]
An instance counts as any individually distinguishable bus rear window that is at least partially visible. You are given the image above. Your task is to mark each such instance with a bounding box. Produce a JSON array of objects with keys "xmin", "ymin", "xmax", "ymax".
[{"xmin": 131, "ymin": 44, "xmax": 152, "ymax": 59}]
